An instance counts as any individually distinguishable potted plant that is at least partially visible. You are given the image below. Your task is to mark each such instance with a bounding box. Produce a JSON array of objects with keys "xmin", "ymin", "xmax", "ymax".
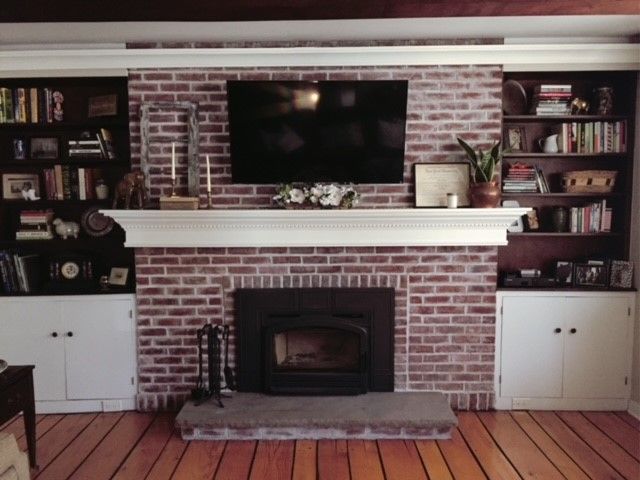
[{"xmin": 457, "ymin": 137, "xmax": 502, "ymax": 208}]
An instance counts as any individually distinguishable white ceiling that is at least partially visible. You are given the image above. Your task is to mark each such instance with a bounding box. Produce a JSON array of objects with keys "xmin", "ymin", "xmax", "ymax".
[{"xmin": 1, "ymin": 15, "xmax": 639, "ymax": 45}]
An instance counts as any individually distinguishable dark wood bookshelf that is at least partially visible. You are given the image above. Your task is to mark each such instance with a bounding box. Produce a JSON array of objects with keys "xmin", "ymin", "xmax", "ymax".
[
  {"xmin": 499, "ymin": 70, "xmax": 636, "ymax": 288},
  {"xmin": 0, "ymin": 76, "xmax": 134, "ymax": 296}
]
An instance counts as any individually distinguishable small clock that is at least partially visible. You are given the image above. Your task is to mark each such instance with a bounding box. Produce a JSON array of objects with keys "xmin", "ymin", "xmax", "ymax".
[{"xmin": 60, "ymin": 261, "xmax": 80, "ymax": 280}]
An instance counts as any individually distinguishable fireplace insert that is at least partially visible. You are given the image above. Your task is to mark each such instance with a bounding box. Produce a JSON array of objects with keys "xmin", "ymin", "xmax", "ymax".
[{"xmin": 236, "ymin": 288, "xmax": 394, "ymax": 395}]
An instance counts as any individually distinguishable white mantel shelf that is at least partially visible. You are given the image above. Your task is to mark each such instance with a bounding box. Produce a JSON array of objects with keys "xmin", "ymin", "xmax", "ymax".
[{"xmin": 101, "ymin": 208, "xmax": 530, "ymax": 248}]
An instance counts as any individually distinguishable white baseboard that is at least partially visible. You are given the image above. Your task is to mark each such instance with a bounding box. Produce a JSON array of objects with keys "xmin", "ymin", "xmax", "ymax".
[
  {"xmin": 628, "ymin": 399, "xmax": 640, "ymax": 419},
  {"xmin": 36, "ymin": 398, "xmax": 136, "ymax": 414},
  {"xmin": 494, "ymin": 396, "xmax": 629, "ymax": 411}
]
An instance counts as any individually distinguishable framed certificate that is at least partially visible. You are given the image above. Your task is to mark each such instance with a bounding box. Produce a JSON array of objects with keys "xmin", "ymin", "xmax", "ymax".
[{"xmin": 414, "ymin": 163, "xmax": 470, "ymax": 207}]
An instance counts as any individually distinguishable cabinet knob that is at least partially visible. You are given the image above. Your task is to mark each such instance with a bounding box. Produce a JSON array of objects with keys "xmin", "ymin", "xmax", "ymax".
[
  {"xmin": 67, "ymin": 332, "xmax": 73, "ymax": 337},
  {"xmin": 569, "ymin": 328, "xmax": 577, "ymax": 334},
  {"xmin": 554, "ymin": 328, "xmax": 562, "ymax": 333},
  {"xmin": 51, "ymin": 332, "xmax": 58, "ymax": 338}
]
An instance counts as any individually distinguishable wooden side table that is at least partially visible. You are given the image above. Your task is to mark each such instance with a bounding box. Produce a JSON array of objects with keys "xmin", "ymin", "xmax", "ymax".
[{"xmin": 0, "ymin": 365, "xmax": 36, "ymax": 468}]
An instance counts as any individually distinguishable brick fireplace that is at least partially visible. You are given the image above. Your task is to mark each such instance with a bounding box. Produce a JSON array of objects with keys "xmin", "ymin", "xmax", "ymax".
[{"xmin": 128, "ymin": 63, "xmax": 502, "ymax": 411}]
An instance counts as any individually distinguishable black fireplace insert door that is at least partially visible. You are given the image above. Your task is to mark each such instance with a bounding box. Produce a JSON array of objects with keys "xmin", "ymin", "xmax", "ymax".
[{"xmin": 263, "ymin": 318, "xmax": 369, "ymax": 395}]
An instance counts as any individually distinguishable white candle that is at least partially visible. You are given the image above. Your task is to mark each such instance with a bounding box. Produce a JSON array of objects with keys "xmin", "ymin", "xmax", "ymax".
[
  {"xmin": 171, "ymin": 142, "xmax": 176, "ymax": 181},
  {"xmin": 206, "ymin": 155, "xmax": 212, "ymax": 193}
]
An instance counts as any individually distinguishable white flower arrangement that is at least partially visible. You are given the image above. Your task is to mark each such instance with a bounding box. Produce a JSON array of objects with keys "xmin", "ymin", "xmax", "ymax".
[{"xmin": 273, "ymin": 183, "xmax": 360, "ymax": 209}]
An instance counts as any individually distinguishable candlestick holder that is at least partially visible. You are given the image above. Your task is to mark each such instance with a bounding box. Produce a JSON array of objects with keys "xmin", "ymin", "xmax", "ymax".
[
  {"xmin": 207, "ymin": 191, "xmax": 213, "ymax": 209},
  {"xmin": 170, "ymin": 177, "xmax": 178, "ymax": 197}
]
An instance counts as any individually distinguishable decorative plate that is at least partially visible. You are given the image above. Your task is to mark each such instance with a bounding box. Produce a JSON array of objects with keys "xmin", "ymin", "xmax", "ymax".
[
  {"xmin": 0, "ymin": 359, "xmax": 7, "ymax": 374},
  {"xmin": 502, "ymin": 79, "xmax": 528, "ymax": 115},
  {"xmin": 81, "ymin": 206, "xmax": 115, "ymax": 237}
]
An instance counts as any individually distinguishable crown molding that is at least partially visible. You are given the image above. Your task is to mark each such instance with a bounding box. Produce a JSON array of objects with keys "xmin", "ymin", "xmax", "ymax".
[
  {"xmin": 0, "ymin": 43, "xmax": 637, "ymax": 77},
  {"xmin": 100, "ymin": 208, "xmax": 531, "ymax": 248}
]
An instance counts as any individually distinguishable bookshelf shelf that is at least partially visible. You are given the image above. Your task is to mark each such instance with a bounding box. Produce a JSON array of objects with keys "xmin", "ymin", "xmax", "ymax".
[
  {"xmin": 0, "ymin": 76, "xmax": 135, "ymax": 296},
  {"xmin": 499, "ymin": 71, "xmax": 636, "ymax": 287}
]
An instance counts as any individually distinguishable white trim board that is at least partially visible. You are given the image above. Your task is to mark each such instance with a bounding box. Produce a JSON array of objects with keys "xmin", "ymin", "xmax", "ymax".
[
  {"xmin": 629, "ymin": 399, "xmax": 640, "ymax": 420},
  {"xmin": 100, "ymin": 208, "xmax": 530, "ymax": 248},
  {"xmin": 0, "ymin": 43, "xmax": 638, "ymax": 77}
]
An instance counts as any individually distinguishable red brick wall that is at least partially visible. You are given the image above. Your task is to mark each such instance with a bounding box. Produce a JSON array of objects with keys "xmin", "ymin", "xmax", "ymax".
[{"xmin": 128, "ymin": 65, "xmax": 502, "ymax": 411}]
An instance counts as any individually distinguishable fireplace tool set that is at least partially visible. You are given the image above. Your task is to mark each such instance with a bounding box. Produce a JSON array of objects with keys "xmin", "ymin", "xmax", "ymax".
[{"xmin": 191, "ymin": 324, "xmax": 236, "ymax": 407}]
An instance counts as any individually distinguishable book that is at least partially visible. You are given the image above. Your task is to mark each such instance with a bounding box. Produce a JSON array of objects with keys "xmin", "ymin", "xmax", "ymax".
[{"xmin": 98, "ymin": 128, "xmax": 117, "ymax": 160}]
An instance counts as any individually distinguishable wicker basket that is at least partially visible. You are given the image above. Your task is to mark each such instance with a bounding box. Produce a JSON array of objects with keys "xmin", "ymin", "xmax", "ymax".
[{"xmin": 561, "ymin": 170, "xmax": 617, "ymax": 193}]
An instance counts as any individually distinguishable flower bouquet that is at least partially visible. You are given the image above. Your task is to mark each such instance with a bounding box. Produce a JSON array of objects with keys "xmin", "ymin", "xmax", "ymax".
[{"xmin": 273, "ymin": 183, "xmax": 359, "ymax": 209}]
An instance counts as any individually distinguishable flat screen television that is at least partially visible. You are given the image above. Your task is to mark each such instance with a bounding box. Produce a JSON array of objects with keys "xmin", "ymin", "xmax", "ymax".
[{"xmin": 227, "ymin": 80, "xmax": 408, "ymax": 184}]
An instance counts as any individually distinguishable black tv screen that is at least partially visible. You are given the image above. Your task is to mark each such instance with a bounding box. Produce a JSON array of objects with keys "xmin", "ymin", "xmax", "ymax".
[{"xmin": 227, "ymin": 80, "xmax": 408, "ymax": 184}]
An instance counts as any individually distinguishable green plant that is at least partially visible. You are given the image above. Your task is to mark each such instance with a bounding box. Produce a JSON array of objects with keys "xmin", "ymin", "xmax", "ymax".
[{"xmin": 457, "ymin": 138, "xmax": 502, "ymax": 184}]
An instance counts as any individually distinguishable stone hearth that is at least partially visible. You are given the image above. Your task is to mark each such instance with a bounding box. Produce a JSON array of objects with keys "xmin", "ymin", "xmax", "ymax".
[{"xmin": 176, "ymin": 392, "xmax": 457, "ymax": 440}]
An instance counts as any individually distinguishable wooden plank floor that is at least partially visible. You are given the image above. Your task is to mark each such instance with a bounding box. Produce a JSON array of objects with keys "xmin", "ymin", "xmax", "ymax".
[{"xmin": 1, "ymin": 411, "xmax": 639, "ymax": 479}]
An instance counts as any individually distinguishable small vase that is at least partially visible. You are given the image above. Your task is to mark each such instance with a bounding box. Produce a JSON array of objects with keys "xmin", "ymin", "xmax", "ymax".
[
  {"xmin": 469, "ymin": 182, "xmax": 501, "ymax": 208},
  {"xmin": 551, "ymin": 207, "xmax": 569, "ymax": 232}
]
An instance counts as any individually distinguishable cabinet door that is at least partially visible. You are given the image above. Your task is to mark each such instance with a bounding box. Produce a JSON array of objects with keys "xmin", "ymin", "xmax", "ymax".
[
  {"xmin": 62, "ymin": 298, "xmax": 136, "ymax": 400},
  {"xmin": 0, "ymin": 300, "xmax": 66, "ymax": 401},
  {"xmin": 500, "ymin": 296, "xmax": 565, "ymax": 398},
  {"xmin": 563, "ymin": 296, "xmax": 630, "ymax": 398}
]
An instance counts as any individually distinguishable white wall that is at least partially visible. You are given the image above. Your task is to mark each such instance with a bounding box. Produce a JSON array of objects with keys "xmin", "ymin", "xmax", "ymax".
[{"xmin": 630, "ymin": 72, "xmax": 640, "ymax": 409}]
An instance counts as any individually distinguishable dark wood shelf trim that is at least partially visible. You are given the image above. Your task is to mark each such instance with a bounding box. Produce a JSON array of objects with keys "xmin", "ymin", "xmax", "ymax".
[
  {"xmin": 503, "ymin": 115, "xmax": 630, "ymax": 122},
  {"xmin": 497, "ymin": 287, "xmax": 637, "ymax": 292},
  {"xmin": 503, "ymin": 152, "xmax": 627, "ymax": 158},
  {"xmin": 507, "ymin": 232, "xmax": 621, "ymax": 237},
  {"xmin": 0, "ymin": 119, "xmax": 128, "ymax": 130},
  {"xmin": 502, "ymin": 192, "xmax": 624, "ymax": 197}
]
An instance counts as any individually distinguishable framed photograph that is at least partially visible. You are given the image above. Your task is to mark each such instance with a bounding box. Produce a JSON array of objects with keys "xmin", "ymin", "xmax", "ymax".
[
  {"xmin": 503, "ymin": 200, "xmax": 524, "ymax": 232},
  {"xmin": 504, "ymin": 126, "xmax": 527, "ymax": 152},
  {"xmin": 2, "ymin": 173, "xmax": 40, "ymax": 200},
  {"xmin": 609, "ymin": 260, "xmax": 633, "ymax": 289},
  {"xmin": 524, "ymin": 208, "xmax": 540, "ymax": 231},
  {"xmin": 30, "ymin": 137, "xmax": 58, "ymax": 159},
  {"xmin": 108, "ymin": 267, "xmax": 129, "ymax": 286},
  {"xmin": 574, "ymin": 263, "xmax": 608, "ymax": 288},
  {"xmin": 12, "ymin": 138, "xmax": 27, "ymax": 160},
  {"xmin": 555, "ymin": 261, "xmax": 574, "ymax": 286},
  {"xmin": 88, "ymin": 94, "xmax": 118, "ymax": 118},
  {"xmin": 414, "ymin": 163, "xmax": 470, "ymax": 208}
]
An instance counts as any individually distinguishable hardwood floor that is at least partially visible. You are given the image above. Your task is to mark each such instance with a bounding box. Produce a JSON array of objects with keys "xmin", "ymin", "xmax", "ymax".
[{"xmin": 2, "ymin": 411, "xmax": 639, "ymax": 479}]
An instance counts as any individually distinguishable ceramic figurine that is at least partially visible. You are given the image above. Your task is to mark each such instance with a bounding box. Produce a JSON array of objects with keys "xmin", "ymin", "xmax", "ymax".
[{"xmin": 53, "ymin": 218, "xmax": 80, "ymax": 239}]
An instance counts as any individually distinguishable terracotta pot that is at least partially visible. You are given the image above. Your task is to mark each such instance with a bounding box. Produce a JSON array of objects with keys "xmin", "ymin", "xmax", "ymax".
[{"xmin": 469, "ymin": 181, "xmax": 501, "ymax": 208}]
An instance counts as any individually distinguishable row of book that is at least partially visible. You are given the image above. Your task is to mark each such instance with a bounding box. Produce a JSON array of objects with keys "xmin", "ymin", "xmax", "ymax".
[
  {"xmin": 16, "ymin": 209, "xmax": 54, "ymax": 241},
  {"xmin": 67, "ymin": 129, "xmax": 117, "ymax": 160},
  {"xmin": 42, "ymin": 166, "xmax": 104, "ymax": 201},
  {"xmin": 531, "ymin": 84, "xmax": 571, "ymax": 116},
  {"xmin": 502, "ymin": 163, "xmax": 549, "ymax": 193},
  {"xmin": 571, "ymin": 201, "xmax": 612, "ymax": 233},
  {"xmin": 559, "ymin": 121, "xmax": 627, "ymax": 154},
  {"xmin": 0, "ymin": 250, "xmax": 40, "ymax": 293},
  {"xmin": 0, "ymin": 87, "xmax": 63, "ymax": 124}
]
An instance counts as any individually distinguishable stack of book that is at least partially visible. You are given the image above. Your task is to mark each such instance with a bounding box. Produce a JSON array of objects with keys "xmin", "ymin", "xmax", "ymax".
[
  {"xmin": 67, "ymin": 128, "xmax": 116, "ymax": 160},
  {"xmin": 560, "ymin": 121, "xmax": 627, "ymax": 153},
  {"xmin": 531, "ymin": 84, "xmax": 572, "ymax": 116},
  {"xmin": 15, "ymin": 209, "xmax": 54, "ymax": 241},
  {"xmin": 42, "ymin": 166, "xmax": 103, "ymax": 200},
  {"xmin": 0, "ymin": 251, "xmax": 41, "ymax": 293},
  {"xmin": 0, "ymin": 86, "xmax": 61, "ymax": 123},
  {"xmin": 570, "ymin": 200, "xmax": 612, "ymax": 233},
  {"xmin": 503, "ymin": 163, "xmax": 549, "ymax": 193}
]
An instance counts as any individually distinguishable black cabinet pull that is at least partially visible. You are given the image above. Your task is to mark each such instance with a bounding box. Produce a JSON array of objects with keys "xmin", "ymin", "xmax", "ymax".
[
  {"xmin": 67, "ymin": 332, "xmax": 73, "ymax": 337},
  {"xmin": 569, "ymin": 328, "xmax": 577, "ymax": 334},
  {"xmin": 554, "ymin": 328, "xmax": 562, "ymax": 333},
  {"xmin": 51, "ymin": 332, "xmax": 58, "ymax": 338}
]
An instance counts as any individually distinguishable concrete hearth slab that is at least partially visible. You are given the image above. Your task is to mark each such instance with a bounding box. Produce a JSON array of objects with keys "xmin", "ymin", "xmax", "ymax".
[{"xmin": 176, "ymin": 392, "xmax": 457, "ymax": 440}]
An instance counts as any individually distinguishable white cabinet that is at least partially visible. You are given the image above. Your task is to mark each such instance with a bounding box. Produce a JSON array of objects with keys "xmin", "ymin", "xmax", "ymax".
[
  {"xmin": 0, "ymin": 295, "xmax": 137, "ymax": 413},
  {"xmin": 496, "ymin": 291, "xmax": 635, "ymax": 410}
]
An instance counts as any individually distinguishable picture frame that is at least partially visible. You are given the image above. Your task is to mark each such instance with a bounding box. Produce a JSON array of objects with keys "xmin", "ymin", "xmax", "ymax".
[
  {"xmin": 574, "ymin": 263, "xmax": 608, "ymax": 288},
  {"xmin": 524, "ymin": 208, "xmax": 540, "ymax": 231},
  {"xmin": 414, "ymin": 163, "xmax": 470, "ymax": 208},
  {"xmin": 555, "ymin": 261, "xmax": 574, "ymax": 286},
  {"xmin": 504, "ymin": 126, "xmax": 527, "ymax": 152},
  {"xmin": 2, "ymin": 173, "xmax": 40, "ymax": 200},
  {"xmin": 609, "ymin": 260, "xmax": 633, "ymax": 289},
  {"xmin": 503, "ymin": 200, "xmax": 524, "ymax": 232},
  {"xmin": 108, "ymin": 267, "xmax": 129, "ymax": 286},
  {"xmin": 88, "ymin": 94, "xmax": 118, "ymax": 118},
  {"xmin": 30, "ymin": 137, "xmax": 59, "ymax": 160},
  {"xmin": 12, "ymin": 138, "xmax": 27, "ymax": 160}
]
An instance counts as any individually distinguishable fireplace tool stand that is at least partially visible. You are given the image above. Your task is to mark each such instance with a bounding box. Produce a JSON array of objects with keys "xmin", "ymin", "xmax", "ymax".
[{"xmin": 192, "ymin": 323, "xmax": 232, "ymax": 407}]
